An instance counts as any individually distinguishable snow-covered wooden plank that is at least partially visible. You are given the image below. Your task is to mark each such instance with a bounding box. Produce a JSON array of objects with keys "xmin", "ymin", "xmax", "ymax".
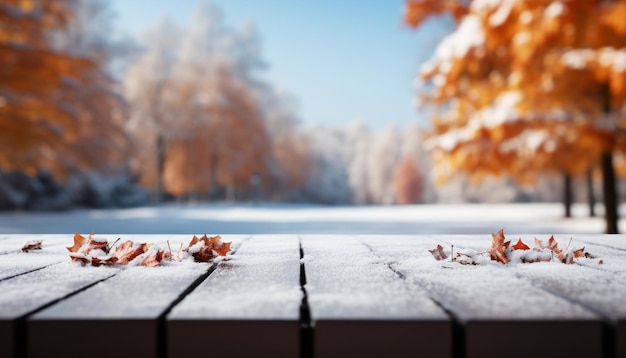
[
  {"xmin": 364, "ymin": 235, "xmax": 604, "ymax": 358},
  {"xmin": 575, "ymin": 234, "xmax": 626, "ymax": 251},
  {"xmin": 0, "ymin": 261, "xmax": 117, "ymax": 358},
  {"xmin": 28, "ymin": 234, "xmax": 246, "ymax": 358},
  {"xmin": 0, "ymin": 235, "xmax": 71, "ymax": 280},
  {"xmin": 167, "ymin": 235, "xmax": 302, "ymax": 358},
  {"xmin": 302, "ymin": 235, "xmax": 451, "ymax": 358}
]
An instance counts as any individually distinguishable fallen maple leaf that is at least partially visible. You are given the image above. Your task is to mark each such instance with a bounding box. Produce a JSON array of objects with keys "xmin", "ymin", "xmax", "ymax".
[
  {"xmin": 67, "ymin": 232, "xmax": 109, "ymax": 255},
  {"xmin": 573, "ymin": 247, "xmax": 585, "ymax": 258},
  {"xmin": 110, "ymin": 240, "xmax": 152, "ymax": 265},
  {"xmin": 488, "ymin": 229, "xmax": 510, "ymax": 264},
  {"xmin": 69, "ymin": 253, "xmax": 90, "ymax": 264},
  {"xmin": 140, "ymin": 250, "xmax": 168, "ymax": 267},
  {"xmin": 22, "ymin": 240, "xmax": 43, "ymax": 252},
  {"xmin": 547, "ymin": 236, "xmax": 561, "ymax": 255},
  {"xmin": 428, "ymin": 244, "xmax": 448, "ymax": 261},
  {"xmin": 67, "ymin": 233, "xmax": 87, "ymax": 253},
  {"xmin": 187, "ymin": 235, "xmax": 231, "ymax": 262},
  {"xmin": 512, "ymin": 238, "xmax": 530, "ymax": 251}
]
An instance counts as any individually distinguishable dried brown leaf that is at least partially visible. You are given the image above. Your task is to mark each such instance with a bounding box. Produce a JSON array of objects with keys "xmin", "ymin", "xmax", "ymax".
[
  {"xmin": 140, "ymin": 250, "xmax": 168, "ymax": 267},
  {"xmin": 108, "ymin": 240, "xmax": 151, "ymax": 265},
  {"xmin": 22, "ymin": 240, "xmax": 43, "ymax": 252},
  {"xmin": 69, "ymin": 253, "xmax": 90, "ymax": 265},
  {"xmin": 428, "ymin": 244, "xmax": 448, "ymax": 261},
  {"xmin": 189, "ymin": 235, "xmax": 231, "ymax": 262},
  {"xmin": 512, "ymin": 238, "xmax": 530, "ymax": 251},
  {"xmin": 488, "ymin": 229, "xmax": 510, "ymax": 264},
  {"xmin": 67, "ymin": 233, "xmax": 87, "ymax": 253}
]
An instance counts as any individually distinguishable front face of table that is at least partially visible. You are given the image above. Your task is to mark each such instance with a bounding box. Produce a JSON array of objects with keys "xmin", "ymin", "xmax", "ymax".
[{"xmin": 0, "ymin": 234, "xmax": 624, "ymax": 358}]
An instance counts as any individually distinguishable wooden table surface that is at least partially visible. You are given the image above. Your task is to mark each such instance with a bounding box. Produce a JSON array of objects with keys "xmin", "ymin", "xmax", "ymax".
[{"xmin": 0, "ymin": 234, "xmax": 624, "ymax": 358}]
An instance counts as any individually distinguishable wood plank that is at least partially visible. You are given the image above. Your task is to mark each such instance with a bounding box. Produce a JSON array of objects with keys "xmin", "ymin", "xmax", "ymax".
[
  {"xmin": 167, "ymin": 235, "xmax": 302, "ymax": 358},
  {"xmin": 362, "ymin": 235, "xmax": 604, "ymax": 358},
  {"xmin": 0, "ymin": 262, "xmax": 117, "ymax": 358},
  {"xmin": 0, "ymin": 235, "xmax": 70, "ymax": 280},
  {"xmin": 28, "ymin": 234, "xmax": 247, "ymax": 358},
  {"xmin": 302, "ymin": 235, "xmax": 451, "ymax": 358},
  {"xmin": 428, "ymin": 233, "xmax": 626, "ymax": 357}
]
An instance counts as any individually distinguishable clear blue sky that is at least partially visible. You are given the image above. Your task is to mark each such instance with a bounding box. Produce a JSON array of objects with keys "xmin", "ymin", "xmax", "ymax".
[{"xmin": 109, "ymin": 0, "xmax": 450, "ymax": 130}]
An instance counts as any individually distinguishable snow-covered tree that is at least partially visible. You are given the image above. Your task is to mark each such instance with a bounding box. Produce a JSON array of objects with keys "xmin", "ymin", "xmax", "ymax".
[
  {"xmin": 124, "ymin": 17, "xmax": 181, "ymax": 199},
  {"xmin": 125, "ymin": 4, "xmax": 311, "ymax": 201},
  {"xmin": 405, "ymin": 0, "xmax": 626, "ymax": 232},
  {"xmin": 347, "ymin": 122, "xmax": 372, "ymax": 204},
  {"xmin": 297, "ymin": 126, "xmax": 352, "ymax": 204},
  {"xmin": 368, "ymin": 126, "xmax": 403, "ymax": 205}
]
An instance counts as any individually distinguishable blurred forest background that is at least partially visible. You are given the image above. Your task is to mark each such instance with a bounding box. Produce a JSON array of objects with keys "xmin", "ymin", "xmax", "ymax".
[{"xmin": 1, "ymin": 0, "xmax": 626, "ymax": 232}]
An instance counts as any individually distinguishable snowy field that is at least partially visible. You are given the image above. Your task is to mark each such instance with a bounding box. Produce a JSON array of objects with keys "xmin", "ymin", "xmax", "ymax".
[{"xmin": 0, "ymin": 202, "xmax": 623, "ymax": 235}]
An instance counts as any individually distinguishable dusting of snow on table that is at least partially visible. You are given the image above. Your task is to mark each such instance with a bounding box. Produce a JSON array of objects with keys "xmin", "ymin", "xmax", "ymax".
[
  {"xmin": 168, "ymin": 235, "xmax": 301, "ymax": 320},
  {"xmin": 0, "ymin": 234, "xmax": 624, "ymax": 358},
  {"xmin": 32, "ymin": 264, "xmax": 208, "ymax": 319},
  {"xmin": 302, "ymin": 235, "xmax": 447, "ymax": 320},
  {"xmin": 381, "ymin": 235, "xmax": 599, "ymax": 320},
  {"xmin": 32, "ymin": 235, "xmax": 247, "ymax": 319},
  {"xmin": 0, "ymin": 263, "xmax": 117, "ymax": 319}
]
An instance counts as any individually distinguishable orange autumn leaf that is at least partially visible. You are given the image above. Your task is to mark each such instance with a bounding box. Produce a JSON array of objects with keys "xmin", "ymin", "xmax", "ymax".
[
  {"xmin": 488, "ymin": 229, "xmax": 510, "ymax": 264},
  {"xmin": 573, "ymin": 246, "xmax": 586, "ymax": 258},
  {"xmin": 428, "ymin": 244, "xmax": 448, "ymax": 261},
  {"xmin": 188, "ymin": 234, "xmax": 231, "ymax": 263},
  {"xmin": 547, "ymin": 236, "xmax": 560, "ymax": 254},
  {"xmin": 89, "ymin": 238, "xmax": 109, "ymax": 252},
  {"xmin": 212, "ymin": 239, "xmax": 232, "ymax": 256},
  {"xmin": 67, "ymin": 232, "xmax": 87, "ymax": 253},
  {"xmin": 187, "ymin": 235, "xmax": 202, "ymax": 248},
  {"xmin": 512, "ymin": 238, "xmax": 530, "ymax": 251},
  {"xmin": 69, "ymin": 254, "xmax": 90, "ymax": 264},
  {"xmin": 108, "ymin": 240, "xmax": 152, "ymax": 265},
  {"xmin": 140, "ymin": 250, "xmax": 168, "ymax": 267},
  {"xmin": 67, "ymin": 232, "xmax": 108, "ymax": 255}
]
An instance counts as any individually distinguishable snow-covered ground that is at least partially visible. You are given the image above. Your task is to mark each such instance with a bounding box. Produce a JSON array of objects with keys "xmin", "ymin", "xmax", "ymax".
[{"xmin": 0, "ymin": 202, "xmax": 622, "ymax": 235}]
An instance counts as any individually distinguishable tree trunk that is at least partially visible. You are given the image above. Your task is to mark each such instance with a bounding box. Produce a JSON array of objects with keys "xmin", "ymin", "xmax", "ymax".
[
  {"xmin": 563, "ymin": 172, "xmax": 572, "ymax": 218},
  {"xmin": 155, "ymin": 134, "xmax": 166, "ymax": 202},
  {"xmin": 587, "ymin": 167, "xmax": 596, "ymax": 217},
  {"xmin": 601, "ymin": 151, "xmax": 619, "ymax": 233},
  {"xmin": 600, "ymin": 82, "xmax": 619, "ymax": 233}
]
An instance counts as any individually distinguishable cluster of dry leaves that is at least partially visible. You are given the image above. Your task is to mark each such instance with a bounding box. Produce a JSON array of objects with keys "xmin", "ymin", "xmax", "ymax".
[
  {"xmin": 66, "ymin": 232, "xmax": 231, "ymax": 267},
  {"xmin": 429, "ymin": 229, "xmax": 599, "ymax": 265}
]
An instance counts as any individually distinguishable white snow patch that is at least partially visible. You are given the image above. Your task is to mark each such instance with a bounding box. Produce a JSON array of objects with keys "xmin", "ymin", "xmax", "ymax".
[
  {"xmin": 302, "ymin": 236, "xmax": 447, "ymax": 320},
  {"xmin": 544, "ymin": 1, "xmax": 565, "ymax": 19},
  {"xmin": 421, "ymin": 15, "xmax": 485, "ymax": 82},
  {"xmin": 562, "ymin": 48, "xmax": 626, "ymax": 73},
  {"xmin": 489, "ymin": 0, "xmax": 516, "ymax": 27},
  {"xmin": 169, "ymin": 235, "xmax": 302, "ymax": 320}
]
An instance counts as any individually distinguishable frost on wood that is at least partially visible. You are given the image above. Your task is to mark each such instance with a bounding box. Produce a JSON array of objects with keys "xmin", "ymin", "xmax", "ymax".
[
  {"xmin": 428, "ymin": 229, "xmax": 597, "ymax": 265},
  {"xmin": 66, "ymin": 232, "xmax": 231, "ymax": 267}
]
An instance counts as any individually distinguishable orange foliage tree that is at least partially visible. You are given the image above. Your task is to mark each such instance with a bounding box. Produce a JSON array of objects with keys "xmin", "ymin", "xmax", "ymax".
[
  {"xmin": 393, "ymin": 155, "xmax": 423, "ymax": 204},
  {"xmin": 0, "ymin": 0, "xmax": 129, "ymax": 178},
  {"xmin": 125, "ymin": 9, "xmax": 311, "ymax": 201},
  {"xmin": 162, "ymin": 64, "xmax": 271, "ymax": 200},
  {"xmin": 405, "ymin": 0, "xmax": 626, "ymax": 233}
]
